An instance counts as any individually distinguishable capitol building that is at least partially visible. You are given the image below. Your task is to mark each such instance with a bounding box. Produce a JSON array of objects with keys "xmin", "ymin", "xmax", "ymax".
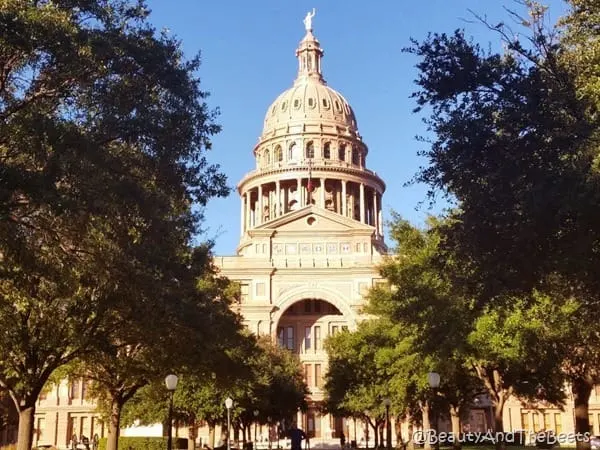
[
  {"xmin": 3, "ymin": 11, "xmax": 600, "ymax": 450},
  {"xmin": 215, "ymin": 11, "xmax": 386, "ymax": 441}
]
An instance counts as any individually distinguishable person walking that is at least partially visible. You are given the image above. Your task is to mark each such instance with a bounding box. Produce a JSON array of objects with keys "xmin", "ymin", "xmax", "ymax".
[{"xmin": 288, "ymin": 424, "xmax": 307, "ymax": 450}]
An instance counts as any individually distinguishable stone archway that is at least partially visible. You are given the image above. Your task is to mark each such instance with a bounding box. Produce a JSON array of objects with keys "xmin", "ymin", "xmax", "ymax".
[{"xmin": 271, "ymin": 285, "xmax": 357, "ymax": 329}]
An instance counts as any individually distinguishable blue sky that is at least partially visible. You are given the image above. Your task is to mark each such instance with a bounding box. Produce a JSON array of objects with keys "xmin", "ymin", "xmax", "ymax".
[{"xmin": 145, "ymin": 0, "xmax": 568, "ymax": 255}]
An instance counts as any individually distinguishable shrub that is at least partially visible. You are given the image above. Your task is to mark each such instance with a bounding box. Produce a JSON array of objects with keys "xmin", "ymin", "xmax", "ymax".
[{"xmin": 98, "ymin": 436, "xmax": 187, "ymax": 450}]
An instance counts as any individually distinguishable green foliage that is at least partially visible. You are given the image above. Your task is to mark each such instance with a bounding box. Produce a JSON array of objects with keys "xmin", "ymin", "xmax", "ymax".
[
  {"xmin": 97, "ymin": 436, "xmax": 187, "ymax": 450},
  {"xmin": 0, "ymin": 0, "xmax": 228, "ymax": 448}
]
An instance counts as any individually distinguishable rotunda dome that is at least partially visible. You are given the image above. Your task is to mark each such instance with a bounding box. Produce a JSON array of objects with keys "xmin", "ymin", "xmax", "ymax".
[
  {"xmin": 263, "ymin": 82, "xmax": 357, "ymax": 134},
  {"xmin": 259, "ymin": 29, "xmax": 360, "ymax": 141}
]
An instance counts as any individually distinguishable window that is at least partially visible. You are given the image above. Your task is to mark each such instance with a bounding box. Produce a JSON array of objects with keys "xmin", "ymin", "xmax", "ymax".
[
  {"xmin": 521, "ymin": 413, "xmax": 530, "ymax": 431},
  {"xmin": 331, "ymin": 325, "xmax": 339, "ymax": 335},
  {"xmin": 322, "ymin": 98, "xmax": 329, "ymax": 108},
  {"xmin": 278, "ymin": 328, "xmax": 285, "ymax": 348},
  {"xmin": 308, "ymin": 98, "xmax": 315, "ymax": 108},
  {"xmin": 533, "ymin": 413, "xmax": 540, "ymax": 432},
  {"xmin": 275, "ymin": 145, "xmax": 283, "ymax": 162},
  {"xmin": 305, "ymin": 327, "xmax": 312, "ymax": 350},
  {"xmin": 36, "ymin": 417, "xmax": 45, "ymax": 443},
  {"xmin": 304, "ymin": 300, "xmax": 311, "ymax": 313},
  {"xmin": 342, "ymin": 325, "xmax": 348, "ymax": 332},
  {"xmin": 82, "ymin": 379, "xmax": 90, "ymax": 400},
  {"xmin": 352, "ymin": 148, "xmax": 359, "ymax": 165},
  {"xmin": 554, "ymin": 413, "xmax": 562, "ymax": 434},
  {"xmin": 543, "ymin": 413, "xmax": 551, "ymax": 430},
  {"xmin": 314, "ymin": 300, "xmax": 321, "ymax": 313},
  {"xmin": 286, "ymin": 326, "xmax": 294, "ymax": 350},
  {"xmin": 314, "ymin": 326, "xmax": 321, "ymax": 350},
  {"xmin": 240, "ymin": 283, "xmax": 249, "ymax": 303},
  {"xmin": 306, "ymin": 141, "xmax": 314, "ymax": 159},
  {"xmin": 323, "ymin": 142, "xmax": 331, "ymax": 159},
  {"xmin": 305, "ymin": 364, "xmax": 313, "ymax": 386},
  {"xmin": 70, "ymin": 379, "xmax": 81, "ymax": 399},
  {"xmin": 264, "ymin": 149, "xmax": 271, "ymax": 165},
  {"xmin": 315, "ymin": 364, "xmax": 322, "ymax": 388},
  {"xmin": 289, "ymin": 142, "xmax": 300, "ymax": 162},
  {"xmin": 294, "ymin": 98, "xmax": 301, "ymax": 109},
  {"xmin": 281, "ymin": 101, "xmax": 288, "ymax": 111},
  {"xmin": 590, "ymin": 414, "xmax": 595, "ymax": 435},
  {"xmin": 338, "ymin": 144, "xmax": 346, "ymax": 162}
]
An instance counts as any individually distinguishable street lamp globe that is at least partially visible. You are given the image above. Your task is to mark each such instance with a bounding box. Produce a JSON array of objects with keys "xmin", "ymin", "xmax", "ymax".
[
  {"xmin": 383, "ymin": 398, "xmax": 391, "ymax": 407},
  {"xmin": 225, "ymin": 397, "xmax": 233, "ymax": 409},
  {"xmin": 427, "ymin": 372, "xmax": 440, "ymax": 389},
  {"xmin": 165, "ymin": 374, "xmax": 178, "ymax": 391}
]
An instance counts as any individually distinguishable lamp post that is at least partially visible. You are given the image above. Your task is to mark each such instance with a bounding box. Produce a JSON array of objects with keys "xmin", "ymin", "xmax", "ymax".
[
  {"xmin": 383, "ymin": 398, "xmax": 392, "ymax": 450},
  {"xmin": 165, "ymin": 374, "xmax": 179, "ymax": 450},
  {"xmin": 254, "ymin": 410, "xmax": 259, "ymax": 443},
  {"xmin": 267, "ymin": 417, "xmax": 272, "ymax": 450},
  {"xmin": 427, "ymin": 372, "xmax": 440, "ymax": 450},
  {"xmin": 225, "ymin": 398, "xmax": 233, "ymax": 450}
]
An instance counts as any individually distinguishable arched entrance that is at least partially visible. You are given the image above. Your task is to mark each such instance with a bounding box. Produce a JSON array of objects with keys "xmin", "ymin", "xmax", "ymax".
[{"xmin": 275, "ymin": 298, "xmax": 350, "ymax": 441}]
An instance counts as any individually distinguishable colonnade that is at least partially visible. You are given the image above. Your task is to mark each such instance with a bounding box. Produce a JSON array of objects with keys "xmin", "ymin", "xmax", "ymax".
[{"xmin": 240, "ymin": 177, "xmax": 383, "ymax": 238}]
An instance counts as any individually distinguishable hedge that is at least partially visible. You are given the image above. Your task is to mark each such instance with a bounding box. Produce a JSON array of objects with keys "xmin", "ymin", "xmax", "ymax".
[{"xmin": 98, "ymin": 436, "xmax": 187, "ymax": 450}]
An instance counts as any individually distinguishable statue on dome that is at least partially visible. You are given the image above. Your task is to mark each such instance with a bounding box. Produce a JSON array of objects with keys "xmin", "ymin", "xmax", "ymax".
[{"xmin": 303, "ymin": 8, "xmax": 315, "ymax": 32}]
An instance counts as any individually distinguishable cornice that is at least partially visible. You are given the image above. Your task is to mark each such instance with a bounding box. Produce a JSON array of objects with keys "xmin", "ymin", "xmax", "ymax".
[{"xmin": 238, "ymin": 164, "xmax": 386, "ymax": 192}]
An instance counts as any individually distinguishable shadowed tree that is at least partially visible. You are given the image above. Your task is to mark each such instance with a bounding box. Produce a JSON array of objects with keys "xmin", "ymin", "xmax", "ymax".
[{"xmin": 0, "ymin": 1, "xmax": 228, "ymax": 449}]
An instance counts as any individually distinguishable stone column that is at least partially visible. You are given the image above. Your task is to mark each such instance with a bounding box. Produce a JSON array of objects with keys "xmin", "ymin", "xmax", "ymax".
[
  {"xmin": 320, "ymin": 178, "xmax": 326, "ymax": 208},
  {"xmin": 378, "ymin": 193, "xmax": 383, "ymax": 236},
  {"xmin": 341, "ymin": 180, "xmax": 347, "ymax": 218},
  {"xmin": 276, "ymin": 180, "xmax": 281, "ymax": 217},
  {"xmin": 258, "ymin": 184, "xmax": 263, "ymax": 225},
  {"xmin": 373, "ymin": 189, "xmax": 378, "ymax": 236},
  {"xmin": 297, "ymin": 178, "xmax": 302, "ymax": 208},
  {"xmin": 246, "ymin": 191, "xmax": 251, "ymax": 230},
  {"xmin": 240, "ymin": 193, "xmax": 245, "ymax": 236},
  {"xmin": 359, "ymin": 183, "xmax": 365, "ymax": 223}
]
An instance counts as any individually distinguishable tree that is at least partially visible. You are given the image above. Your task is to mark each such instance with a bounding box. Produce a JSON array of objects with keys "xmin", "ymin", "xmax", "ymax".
[
  {"xmin": 407, "ymin": 5, "xmax": 600, "ymax": 447},
  {"xmin": 0, "ymin": 2, "xmax": 227, "ymax": 449},
  {"xmin": 369, "ymin": 216, "xmax": 568, "ymax": 450},
  {"xmin": 324, "ymin": 321, "xmax": 395, "ymax": 449},
  {"xmin": 72, "ymin": 249, "xmax": 247, "ymax": 450}
]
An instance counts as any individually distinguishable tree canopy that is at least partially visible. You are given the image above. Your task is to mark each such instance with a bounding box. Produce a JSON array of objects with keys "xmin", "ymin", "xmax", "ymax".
[{"xmin": 0, "ymin": 1, "xmax": 228, "ymax": 449}]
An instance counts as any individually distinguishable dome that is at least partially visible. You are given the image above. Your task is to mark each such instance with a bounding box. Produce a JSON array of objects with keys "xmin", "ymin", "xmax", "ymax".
[
  {"xmin": 262, "ymin": 82, "xmax": 358, "ymax": 135},
  {"xmin": 258, "ymin": 29, "xmax": 360, "ymax": 142}
]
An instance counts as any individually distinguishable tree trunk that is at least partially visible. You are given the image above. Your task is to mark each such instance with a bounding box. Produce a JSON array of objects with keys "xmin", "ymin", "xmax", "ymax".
[
  {"xmin": 449, "ymin": 406, "xmax": 461, "ymax": 450},
  {"xmin": 16, "ymin": 404, "xmax": 35, "ymax": 450},
  {"xmin": 379, "ymin": 422, "xmax": 384, "ymax": 448},
  {"xmin": 493, "ymin": 395, "xmax": 506, "ymax": 450},
  {"xmin": 365, "ymin": 419, "xmax": 370, "ymax": 450},
  {"xmin": 209, "ymin": 423, "xmax": 216, "ymax": 449},
  {"xmin": 395, "ymin": 416, "xmax": 404, "ymax": 450},
  {"xmin": 373, "ymin": 422, "xmax": 378, "ymax": 449},
  {"xmin": 106, "ymin": 397, "xmax": 123, "ymax": 450},
  {"xmin": 422, "ymin": 402, "xmax": 432, "ymax": 450},
  {"xmin": 188, "ymin": 424, "xmax": 197, "ymax": 450},
  {"xmin": 573, "ymin": 376, "xmax": 593, "ymax": 450},
  {"xmin": 407, "ymin": 421, "xmax": 414, "ymax": 450}
]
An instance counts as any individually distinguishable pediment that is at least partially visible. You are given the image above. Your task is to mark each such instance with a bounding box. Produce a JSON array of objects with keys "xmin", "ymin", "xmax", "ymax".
[{"xmin": 254, "ymin": 205, "xmax": 375, "ymax": 234}]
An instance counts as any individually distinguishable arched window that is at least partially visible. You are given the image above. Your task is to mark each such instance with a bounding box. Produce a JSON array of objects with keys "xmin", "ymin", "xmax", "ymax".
[
  {"xmin": 264, "ymin": 149, "xmax": 271, "ymax": 165},
  {"xmin": 338, "ymin": 144, "xmax": 346, "ymax": 162},
  {"xmin": 323, "ymin": 142, "xmax": 331, "ymax": 159},
  {"xmin": 352, "ymin": 148, "xmax": 359, "ymax": 165},
  {"xmin": 305, "ymin": 141, "xmax": 314, "ymax": 159},
  {"xmin": 274, "ymin": 145, "xmax": 283, "ymax": 162},
  {"xmin": 289, "ymin": 142, "xmax": 300, "ymax": 162}
]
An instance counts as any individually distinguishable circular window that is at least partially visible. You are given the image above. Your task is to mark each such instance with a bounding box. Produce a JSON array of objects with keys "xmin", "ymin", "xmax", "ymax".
[
  {"xmin": 281, "ymin": 101, "xmax": 288, "ymax": 111},
  {"xmin": 307, "ymin": 217, "xmax": 316, "ymax": 226}
]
